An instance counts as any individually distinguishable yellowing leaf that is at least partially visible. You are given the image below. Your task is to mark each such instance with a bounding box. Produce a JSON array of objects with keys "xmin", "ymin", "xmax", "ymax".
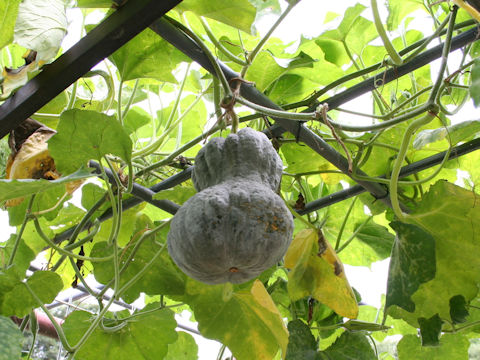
[
  {"xmin": 285, "ymin": 229, "xmax": 358, "ymax": 319},
  {"xmin": 185, "ymin": 279, "xmax": 288, "ymax": 360}
]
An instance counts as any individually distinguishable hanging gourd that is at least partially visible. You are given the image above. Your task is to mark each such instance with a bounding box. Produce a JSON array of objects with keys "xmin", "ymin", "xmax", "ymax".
[{"xmin": 167, "ymin": 127, "xmax": 294, "ymax": 284}]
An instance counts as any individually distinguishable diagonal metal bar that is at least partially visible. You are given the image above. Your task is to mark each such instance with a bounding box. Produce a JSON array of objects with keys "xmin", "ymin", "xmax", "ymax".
[
  {"xmin": 0, "ymin": 0, "xmax": 183, "ymax": 139},
  {"xmin": 54, "ymin": 136, "xmax": 480, "ymax": 245},
  {"xmin": 298, "ymin": 137, "xmax": 480, "ymax": 214},
  {"xmin": 53, "ymin": 165, "xmax": 189, "ymax": 244},
  {"xmin": 312, "ymin": 26, "xmax": 480, "ymax": 111},
  {"xmin": 150, "ymin": 17, "xmax": 398, "ymax": 208}
]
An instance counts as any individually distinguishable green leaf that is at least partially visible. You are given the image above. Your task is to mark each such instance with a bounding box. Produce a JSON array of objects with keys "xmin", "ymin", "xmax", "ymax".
[
  {"xmin": 14, "ymin": 0, "xmax": 67, "ymax": 61},
  {"xmin": 246, "ymin": 51, "xmax": 286, "ymax": 92},
  {"xmin": 281, "ymin": 140, "xmax": 330, "ymax": 174},
  {"xmin": 418, "ymin": 314, "xmax": 442, "ymax": 346},
  {"xmin": 123, "ymin": 106, "xmax": 151, "ymax": 135},
  {"xmin": 320, "ymin": 331, "xmax": 376, "ymax": 360},
  {"xmin": 91, "ymin": 239, "xmax": 186, "ymax": 303},
  {"xmin": 389, "ymin": 181, "xmax": 480, "ymax": 326},
  {"xmin": 177, "ymin": 0, "xmax": 256, "ymax": 34},
  {"xmin": 354, "ymin": 222, "xmax": 395, "ymax": 260},
  {"xmin": 470, "ymin": 59, "xmax": 480, "ymax": 107},
  {"xmin": 285, "ymin": 319, "xmax": 321, "ymax": 360},
  {"xmin": 48, "ymin": 109, "xmax": 132, "ymax": 174},
  {"xmin": 385, "ymin": 221, "xmax": 436, "ymax": 313},
  {"xmin": 63, "ymin": 305, "xmax": 178, "ymax": 360},
  {"xmin": 164, "ymin": 331, "xmax": 198, "ymax": 360},
  {"xmin": 0, "ymin": 167, "xmax": 92, "ymax": 204},
  {"xmin": 0, "ymin": 269, "xmax": 62, "ymax": 317},
  {"xmin": 413, "ymin": 120, "xmax": 480, "ymax": 149},
  {"xmin": 0, "ymin": 235, "xmax": 35, "ymax": 276},
  {"xmin": 314, "ymin": 39, "xmax": 350, "ymax": 67},
  {"xmin": 246, "ymin": 51, "xmax": 315, "ymax": 92},
  {"xmin": 323, "ymin": 4, "xmax": 367, "ymax": 42},
  {"xmin": 449, "ymin": 295, "xmax": 469, "ymax": 324},
  {"xmin": 386, "ymin": 0, "xmax": 425, "ymax": 31},
  {"xmin": 153, "ymin": 184, "xmax": 196, "ymax": 205},
  {"xmin": 0, "ymin": 0, "xmax": 22, "ymax": 50},
  {"xmin": 110, "ymin": 28, "xmax": 186, "ymax": 82},
  {"xmin": 397, "ymin": 333, "xmax": 469, "ymax": 360},
  {"xmin": 185, "ymin": 280, "xmax": 288, "ymax": 360},
  {"xmin": 0, "ymin": 315, "xmax": 23, "ymax": 360}
]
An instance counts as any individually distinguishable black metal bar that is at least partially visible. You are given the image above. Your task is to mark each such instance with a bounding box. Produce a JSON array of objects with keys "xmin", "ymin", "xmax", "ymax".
[
  {"xmin": 53, "ymin": 166, "xmax": 191, "ymax": 244},
  {"xmin": 0, "ymin": 0, "xmax": 183, "ymax": 139},
  {"xmin": 314, "ymin": 26, "xmax": 480, "ymax": 111},
  {"xmin": 88, "ymin": 160, "xmax": 181, "ymax": 213},
  {"xmin": 150, "ymin": 17, "xmax": 402, "ymax": 208},
  {"xmin": 298, "ymin": 137, "xmax": 480, "ymax": 215}
]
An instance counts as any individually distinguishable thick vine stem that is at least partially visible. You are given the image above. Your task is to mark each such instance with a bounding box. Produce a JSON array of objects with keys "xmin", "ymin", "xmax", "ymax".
[
  {"xmin": 390, "ymin": 109, "xmax": 438, "ymax": 221},
  {"xmin": 371, "ymin": 0, "xmax": 402, "ymax": 65},
  {"xmin": 132, "ymin": 64, "xmax": 191, "ymax": 158},
  {"xmin": 200, "ymin": 17, "xmax": 249, "ymax": 66},
  {"xmin": 7, "ymin": 195, "xmax": 35, "ymax": 267},
  {"xmin": 240, "ymin": 0, "xmax": 298, "ymax": 77},
  {"xmin": 429, "ymin": 5, "xmax": 458, "ymax": 103},
  {"xmin": 32, "ymin": 217, "xmax": 113, "ymax": 262},
  {"xmin": 236, "ymin": 96, "xmax": 321, "ymax": 121},
  {"xmin": 169, "ymin": 16, "xmax": 232, "ymax": 98},
  {"xmin": 25, "ymin": 282, "xmax": 74, "ymax": 353}
]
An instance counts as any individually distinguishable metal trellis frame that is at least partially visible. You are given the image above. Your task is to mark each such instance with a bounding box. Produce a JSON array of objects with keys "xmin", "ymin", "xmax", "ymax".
[{"xmin": 0, "ymin": 5, "xmax": 479, "ymax": 241}]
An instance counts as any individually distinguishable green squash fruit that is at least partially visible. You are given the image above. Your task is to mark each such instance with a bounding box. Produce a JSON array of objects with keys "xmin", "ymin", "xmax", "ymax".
[
  {"xmin": 192, "ymin": 127, "xmax": 283, "ymax": 191},
  {"xmin": 168, "ymin": 128, "xmax": 293, "ymax": 284}
]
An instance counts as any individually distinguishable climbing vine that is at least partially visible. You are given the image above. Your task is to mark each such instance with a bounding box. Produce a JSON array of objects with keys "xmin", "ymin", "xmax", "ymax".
[{"xmin": 1, "ymin": 0, "xmax": 480, "ymax": 359}]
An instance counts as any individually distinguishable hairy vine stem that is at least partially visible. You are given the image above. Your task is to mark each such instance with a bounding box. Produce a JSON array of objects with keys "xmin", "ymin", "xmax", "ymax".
[
  {"xmin": 240, "ymin": 0, "xmax": 299, "ymax": 78},
  {"xmin": 7, "ymin": 195, "xmax": 35, "ymax": 267},
  {"xmin": 371, "ymin": 0, "xmax": 403, "ymax": 65},
  {"xmin": 200, "ymin": 17, "xmax": 248, "ymax": 66}
]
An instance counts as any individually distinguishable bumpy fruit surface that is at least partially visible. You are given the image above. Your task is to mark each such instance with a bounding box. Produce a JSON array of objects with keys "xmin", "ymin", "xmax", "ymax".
[{"xmin": 168, "ymin": 128, "xmax": 293, "ymax": 284}]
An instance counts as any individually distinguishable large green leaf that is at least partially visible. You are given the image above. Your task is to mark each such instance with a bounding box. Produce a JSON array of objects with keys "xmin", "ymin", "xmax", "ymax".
[
  {"xmin": 418, "ymin": 314, "xmax": 442, "ymax": 346},
  {"xmin": 185, "ymin": 279, "xmax": 288, "ymax": 360},
  {"xmin": 13, "ymin": 0, "xmax": 67, "ymax": 61},
  {"xmin": 471, "ymin": 59, "xmax": 480, "ymax": 107},
  {"xmin": 320, "ymin": 331, "xmax": 376, "ymax": 359},
  {"xmin": 285, "ymin": 319, "xmax": 321, "ymax": 360},
  {"xmin": 164, "ymin": 331, "xmax": 198, "ymax": 360},
  {"xmin": 0, "ymin": 269, "xmax": 62, "ymax": 317},
  {"xmin": 397, "ymin": 333, "xmax": 469, "ymax": 360},
  {"xmin": 91, "ymin": 239, "xmax": 186, "ymax": 303},
  {"xmin": 0, "ymin": 0, "xmax": 21, "ymax": 50},
  {"xmin": 110, "ymin": 28, "xmax": 187, "ymax": 82},
  {"xmin": 0, "ymin": 235, "xmax": 35, "ymax": 276},
  {"xmin": 354, "ymin": 222, "xmax": 395, "ymax": 260},
  {"xmin": 0, "ymin": 315, "xmax": 23, "ymax": 360},
  {"xmin": 0, "ymin": 168, "xmax": 93, "ymax": 203},
  {"xmin": 323, "ymin": 198, "xmax": 381, "ymax": 267},
  {"xmin": 63, "ymin": 305, "xmax": 178, "ymax": 360},
  {"xmin": 386, "ymin": 0, "xmax": 425, "ymax": 31},
  {"xmin": 413, "ymin": 120, "xmax": 480, "ymax": 149},
  {"xmin": 177, "ymin": 0, "xmax": 256, "ymax": 34},
  {"xmin": 322, "ymin": 4, "xmax": 367, "ymax": 42},
  {"xmin": 389, "ymin": 181, "xmax": 480, "ymax": 326},
  {"xmin": 385, "ymin": 221, "xmax": 436, "ymax": 313},
  {"xmin": 48, "ymin": 109, "xmax": 132, "ymax": 174}
]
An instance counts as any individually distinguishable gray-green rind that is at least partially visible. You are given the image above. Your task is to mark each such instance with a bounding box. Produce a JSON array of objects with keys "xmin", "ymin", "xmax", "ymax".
[
  {"xmin": 168, "ymin": 180, "xmax": 293, "ymax": 284},
  {"xmin": 192, "ymin": 127, "xmax": 283, "ymax": 191}
]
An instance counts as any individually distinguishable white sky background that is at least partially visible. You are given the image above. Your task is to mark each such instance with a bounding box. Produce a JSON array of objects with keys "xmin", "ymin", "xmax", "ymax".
[{"xmin": 1, "ymin": 0, "xmax": 475, "ymax": 358}]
